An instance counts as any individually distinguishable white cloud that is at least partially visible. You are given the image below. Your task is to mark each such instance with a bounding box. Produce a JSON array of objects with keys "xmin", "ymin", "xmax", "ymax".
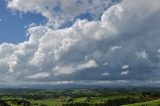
[
  {"xmin": 103, "ymin": 62, "xmax": 108, "ymax": 66},
  {"xmin": 121, "ymin": 65, "xmax": 129, "ymax": 70},
  {"xmin": 53, "ymin": 60, "xmax": 98, "ymax": 76},
  {"xmin": 121, "ymin": 70, "xmax": 129, "ymax": 75},
  {"xmin": 101, "ymin": 72, "xmax": 110, "ymax": 76},
  {"xmin": 7, "ymin": 0, "xmax": 113, "ymax": 28},
  {"xmin": 158, "ymin": 49, "xmax": 160, "ymax": 53},
  {"xmin": 53, "ymin": 66, "xmax": 75, "ymax": 76},
  {"xmin": 77, "ymin": 60, "xmax": 98, "ymax": 70},
  {"xmin": 121, "ymin": 65, "xmax": 129, "ymax": 75},
  {"xmin": 110, "ymin": 45, "xmax": 122, "ymax": 52},
  {"xmin": 136, "ymin": 50, "xmax": 148, "ymax": 60},
  {"xmin": 26, "ymin": 72, "xmax": 50, "ymax": 79},
  {"xmin": 0, "ymin": 0, "xmax": 160, "ymax": 85}
]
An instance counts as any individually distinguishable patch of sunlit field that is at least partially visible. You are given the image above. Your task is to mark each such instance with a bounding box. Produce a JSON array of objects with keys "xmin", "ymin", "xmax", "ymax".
[{"xmin": 123, "ymin": 99, "xmax": 160, "ymax": 106}]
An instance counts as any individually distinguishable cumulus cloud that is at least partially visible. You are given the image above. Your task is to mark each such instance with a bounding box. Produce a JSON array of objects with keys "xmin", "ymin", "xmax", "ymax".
[
  {"xmin": 77, "ymin": 60, "xmax": 98, "ymax": 70},
  {"xmin": 53, "ymin": 66, "xmax": 76, "ymax": 76},
  {"xmin": 26, "ymin": 72, "xmax": 50, "ymax": 79},
  {"xmin": 103, "ymin": 62, "xmax": 108, "ymax": 66},
  {"xmin": 121, "ymin": 70, "xmax": 129, "ymax": 75},
  {"xmin": 0, "ymin": 0, "xmax": 160, "ymax": 86},
  {"xmin": 53, "ymin": 60, "xmax": 98, "ymax": 76},
  {"xmin": 136, "ymin": 50, "xmax": 148, "ymax": 60},
  {"xmin": 110, "ymin": 45, "xmax": 122, "ymax": 52},
  {"xmin": 158, "ymin": 49, "xmax": 160, "ymax": 53},
  {"xmin": 7, "ymin": 0, "xmax": 116, "ymax": 28},
  {"xmin": 121, "ymin": 65, "xmax": 129, "ymax": 70},
  {"xmin": 102, "ymin": 72, "xmax": 110, "ymax": 76}
]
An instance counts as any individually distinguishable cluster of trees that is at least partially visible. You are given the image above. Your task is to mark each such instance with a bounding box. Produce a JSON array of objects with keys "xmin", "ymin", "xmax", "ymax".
[
  {"xmin": 62, "ymin": 96, "xmax": 160, "ymax": 106},
  {"xmin": 9, "ymin": 99, "xmax": 30, "ymax": 106},
  {"xmin": 100, "ymin": 97, "xmax": 138, "ymax": 106},
  {"xmin": 0, "ymin": 99, "xmax": 31, "ymax": 106},
  {"xmin": 142, "ymin": 91, "xmax": 160, "ymax": 98},
  {"xmin": 0, "ymin": 100, "xmax": 10, "ymax": 106},
  {"xmin": 62, "ymin": 97, "xmax": 138, "ymax": 106},
  {"xmin": 62, "ymin": 103, "xmax": 90, "ymax": 106}
]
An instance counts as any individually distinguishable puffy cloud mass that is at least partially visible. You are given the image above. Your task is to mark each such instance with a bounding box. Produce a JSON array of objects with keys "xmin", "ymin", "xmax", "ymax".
[
  {"xmin": 0, "ymin": 0, "xmax": 160, "ymax": 86},
  {"xmin": 7, "ymin": 0, "xmax": 116, "ymax": 28}
]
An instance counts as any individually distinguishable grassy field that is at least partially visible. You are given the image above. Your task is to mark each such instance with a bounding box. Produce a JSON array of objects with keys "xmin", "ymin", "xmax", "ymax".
[
  {"xmin": 4, "ymin": 96, "xmax": 138, "ymax": 106},
  {"xmin": 5, "ymin": 98, "xmax": 160, "ymax": 106},
  {"xmin": 0, "ymin": 95, "xmax": 142, "ymax": 106},
  {"xmin": 0, "ymin": 88, "xmax": 159, "ymax": 106},
  {"xmin": 123, "ymin": 99, "xmax": 160, "ymax": 106},
  {"xmin": 27, "ymin": 98, "xmax": 65, "ymax": 106}
]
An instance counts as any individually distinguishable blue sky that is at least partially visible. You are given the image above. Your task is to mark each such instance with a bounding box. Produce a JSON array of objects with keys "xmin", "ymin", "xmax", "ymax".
[
  {"xmin": 0, "ymin": 0, "xmax": 101, "ymax": 43},
  {"xmin": 0, "ymin": 0, "xmax": 46, "ymax": 44}
]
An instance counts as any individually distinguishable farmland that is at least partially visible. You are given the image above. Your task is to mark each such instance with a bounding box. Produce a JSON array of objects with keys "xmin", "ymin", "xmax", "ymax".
[
  {"xmin": 124, "ymin": 99, "xmax": 160, "ymax": 106},
  {"xmin": 0, "ymin": 88, "xmax": 159, "ymax": 106}
]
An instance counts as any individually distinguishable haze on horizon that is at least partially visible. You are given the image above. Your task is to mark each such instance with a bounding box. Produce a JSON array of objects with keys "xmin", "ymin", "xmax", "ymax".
[{"xmin": 0, "ymin": 0, "xmax": 160, "ymax": 88}]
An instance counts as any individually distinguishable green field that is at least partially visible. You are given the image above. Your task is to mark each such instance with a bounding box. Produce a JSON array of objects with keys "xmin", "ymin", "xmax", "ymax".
[
  {"xmin": 0, "ymin": 88, "xmax": 159, "ymax": 106},
  {"xmin": 123, "ymin": 99, "xmax": 160, "ymax": 106},
  {"xmin": 3, "ymin": 95, "xmax": 141, "ymax": 106}
]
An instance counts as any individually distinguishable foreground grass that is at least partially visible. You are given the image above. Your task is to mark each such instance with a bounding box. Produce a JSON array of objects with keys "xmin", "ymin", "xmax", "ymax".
[
  {"xmin": 6, "ymin": 98, "xmax": 65, "ymax": 106},
  {"xmin": 0, "ymin": 88, "xmax": 159, "ymax": 106},
  {"xmin": 124, "ymin": 99, "xmax": 160, "ymax": 106},
  {"xmin": 29, "ymin": 98, "xmax": 64, "ymax": 106},
  {"xmin": 5, "ymin": 95, "xmax": 140, "ymax": 106}
]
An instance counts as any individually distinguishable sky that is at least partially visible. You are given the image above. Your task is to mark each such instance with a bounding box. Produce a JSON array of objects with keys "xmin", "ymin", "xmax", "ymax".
[
  {"xmin": 0, "ymin": 0, "xmax": 46, "ymax": 44},
  {"xmin": 0, "ymin": 0, "xmax": 160, "ymax": 87}
]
